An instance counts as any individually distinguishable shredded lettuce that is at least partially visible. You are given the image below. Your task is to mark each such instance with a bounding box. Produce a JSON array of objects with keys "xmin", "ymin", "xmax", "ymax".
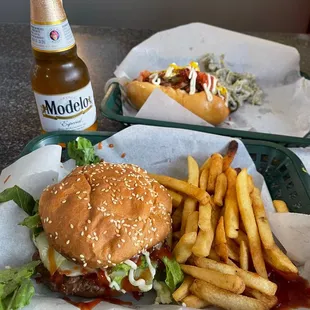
[
  {"xmin": 67, "ymin": 137, "xmax": 100, "ymax": 166},
  {"xmin": 153, "ymin": 280, "xmax": 173, "ymax": 304},
  {"xmin": 0, "ymin": 261, "xmax": 40, "ymax": 310},
  {"xmin": 161, "ymin": 257, "xmax": 184, "ymax": 292},
  {"xmin": 109, "ymin": 263, "xmax": 131, "ymax": 287}
]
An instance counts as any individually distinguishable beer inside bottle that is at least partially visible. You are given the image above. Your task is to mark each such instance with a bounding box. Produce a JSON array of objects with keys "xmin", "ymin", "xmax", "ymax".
[{"xmin": 30, "ymin": 0, "xmax": 97, "ymax": 132}]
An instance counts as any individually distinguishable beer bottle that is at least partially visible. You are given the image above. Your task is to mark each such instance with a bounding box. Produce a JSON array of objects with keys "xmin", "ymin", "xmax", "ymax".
[{"xmin": 30, "ymin": 0, "xmax": 97, "ymax": 132}]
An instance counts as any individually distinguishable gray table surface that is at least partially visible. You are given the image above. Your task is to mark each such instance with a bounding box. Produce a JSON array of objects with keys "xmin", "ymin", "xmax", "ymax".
[{"xmin": 0, "ymin": 23, "xmax": 310, "ymax": 172}]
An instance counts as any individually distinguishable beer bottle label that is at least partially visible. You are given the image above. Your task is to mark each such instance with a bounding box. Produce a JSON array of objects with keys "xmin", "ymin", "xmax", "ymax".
[
  {"xmin": 31, "ymin": 18, "xmax": 75, "ymax": 53},
  {"xmin": 34, "ymin": 82, "xmax": 97, "ymax": 132}
]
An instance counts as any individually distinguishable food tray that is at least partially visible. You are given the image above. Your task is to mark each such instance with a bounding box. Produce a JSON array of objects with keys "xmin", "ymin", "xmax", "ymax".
[
  {"xmin": 20, "ymin": 130, "xmax": 310, "ymax": 214},
  {"xmin": 101, "ymin": 83, "xmax": 310, "ymax": 148}
]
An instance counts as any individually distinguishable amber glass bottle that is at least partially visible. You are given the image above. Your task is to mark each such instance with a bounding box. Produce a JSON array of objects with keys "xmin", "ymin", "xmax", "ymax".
[{"xmin": 30, "ymin": 0, "xmax": 97, "ymax": 132}]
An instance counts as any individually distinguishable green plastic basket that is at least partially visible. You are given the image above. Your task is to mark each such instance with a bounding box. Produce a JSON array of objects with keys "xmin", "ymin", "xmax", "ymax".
[
  {"xmin": 101, "ymin": 83, "xmax": 310, "ymax": 148},
  {"xmin": 20, "ymin": 131, "xmax": 310, "ymax": 214}
]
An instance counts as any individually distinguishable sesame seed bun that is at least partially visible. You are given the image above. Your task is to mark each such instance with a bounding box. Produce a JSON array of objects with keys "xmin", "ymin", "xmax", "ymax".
[{"xmin": 39, "ymin": 162, "xmax": 172, "ymax": 269}]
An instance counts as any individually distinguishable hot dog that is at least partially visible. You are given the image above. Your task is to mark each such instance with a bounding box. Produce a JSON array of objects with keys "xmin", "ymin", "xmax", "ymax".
[{"xmin": 126, "ymin": 62, "xmax": 230, "ymax": 126}]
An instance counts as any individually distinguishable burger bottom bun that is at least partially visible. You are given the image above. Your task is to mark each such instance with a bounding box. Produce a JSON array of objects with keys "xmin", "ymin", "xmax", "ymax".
[{"xmin": 126, "ymin": 80, "xmax": 230, "ymax": 126}]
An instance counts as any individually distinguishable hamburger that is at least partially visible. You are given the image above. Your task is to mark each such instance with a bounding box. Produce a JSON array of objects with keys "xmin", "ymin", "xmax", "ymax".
[
  {"xmin": 126, "ymin": 62, "xmax": 230, "ymax": 126},
  {"xmin": 33, "ymin": 161, "xmax": 183, "ymax": 299}
]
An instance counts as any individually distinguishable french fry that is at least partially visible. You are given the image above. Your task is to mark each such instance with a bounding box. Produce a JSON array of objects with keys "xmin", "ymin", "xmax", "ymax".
[
  {"xmin": 236, "ymin": 168, "xmax": 267, "ymax": 278},
  {"xmin": 181, "ymin": 265, "xmax": 245, "ymax": 294},
  {"xmin": 223, "ymin": 140, "xmax": 239, "ymax": 171},
  {"xmin": 181, "ymin": 198, "xmax": 197, "ymax": 235},
  {"xmin": 208, "ymin": 249, "xmax": 221, "ymax": 261},
  {"xmin": 199, "ymin": 157, "xmax": 211, "ymax": 173},
  {"xmin": 244, "ymin": 287, "xmax": 278, "ymax": 309},
  {"xmin": 206, "ymin": 249, "xmax": 238, "ymax": 267},
  {"xmin": 251, "ymin": 187, "xmax": 274, "ymax": 249},
  {"xmin": 172, "ymin": 205, "xmax": 183, "ymax": 231},
  {"xmin": 180, "ymin": 156, "xmax": 200, "ymax": 234},
  {"xmin": 182, "ymin": 294, "xmax": 210, "ymax": 309},
  {"xmin": 207, "ymin": 153, "xmax": 223, "ymax": 194},
  {"xmin": 224, "ymin": 167, "xmax": 239, "ymax": 239},
  {"xmin": 185, "ymin": 211, "xmax": 199, "ymax": 234},
  {"xmin": 273, "ymin": 200, "xmax": 289, "ymax": 213},
  {"xmin": 214, "ymin": 173, "xmax": 227, "ymax": 207},
  {"xmin": 172, "ymin": 276, "xmax": 194, "ymax": 302},
  {"xmin": 240, "ymin": 240, "xmax": 249, "ymax": 271},
  {"xmin": 198, "ymin": 202, "xmax": 211, "ymax": 231},
  {"xmin": 227, "ymin": 258, "xmax": 239, "ymax": 268},
  {"xmin": 192, "ymin": 229, "xmax": 212, "ymax": 257},
  {"xmin": 167, "ymin": 189, "xmax": 183, "ymax": 208},
  {"xmin": 227, "ymin": 238, "xmax": 240, "ymax": 262},
  {"xmin": 190, "ymin": 280, "xmax": 267, "ymax": 310},
  {"xmin": 234, "ymin": 229, "xmax": 249, "ymax": 246},
  {"xmin": 264, "ymin": 244, "xmax": 298, "ymax": 274},
  {"xmin": 188, "ymin": 155, "xmax": 200, "ymax": 185},
  {"xmin": 248, "ymin": 175, "xmax": 254, "ymax": 194},
  {"xmin": 193, "ymin": 203, "xmax": 219, "ymax": 257},
  {"xmin": 214, "ymin": 216, "xmax": 228, "ymax": 263},
  {"xmin": 192, "ymin": 256, "xmax": 277, "ymax": 296},
  {"xmin": 173, "ymin": 232, "xmax": 197, "ymax": 264},
  {"xmin": 199, "ymin": 168, "xmax": 209, "ymax": 192},
  {"xmin": 149, "ymin": 173, "xmax": 210, "ymax": 204}
]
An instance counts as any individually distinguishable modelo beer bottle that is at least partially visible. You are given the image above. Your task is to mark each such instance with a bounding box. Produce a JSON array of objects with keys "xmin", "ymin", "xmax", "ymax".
[{"xmin": 30, "ymin": 0, "xmax": 97, "ymax": 132}]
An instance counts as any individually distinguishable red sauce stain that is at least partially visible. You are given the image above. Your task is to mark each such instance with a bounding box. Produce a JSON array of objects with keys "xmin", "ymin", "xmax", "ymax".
[
  {"xmin": 268, "ymin": 267, "xmax": 310, "ymax": 309},
  {"xmin": 121, "ymin": 153, "xmax": 126, "ymax": 158},
  {"xmin": 64, "ymin": 297, "xmax": 132, "ymax": 310},
  {"xmin": 3, "ymin": 175, "xmax": 11, "ymax": 184},
  {"xmin": 97, "ymin": 142, "xmax": 103, "ymax": 150},
  {"xmin": 108, "ymin": 144, "xmax": 114, "ymax": 148}
]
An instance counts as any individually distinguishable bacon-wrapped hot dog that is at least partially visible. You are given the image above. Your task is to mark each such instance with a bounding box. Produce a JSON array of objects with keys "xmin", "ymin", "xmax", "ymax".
[{"xmin": 126, "ymin": 62, "xmax": 230, "ymax": 125}]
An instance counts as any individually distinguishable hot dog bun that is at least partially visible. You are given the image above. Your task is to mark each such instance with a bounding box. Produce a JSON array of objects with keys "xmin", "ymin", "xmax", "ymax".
[{"xmin": 126, "ymin": 80, "xmax": 230, "ymax": 126}]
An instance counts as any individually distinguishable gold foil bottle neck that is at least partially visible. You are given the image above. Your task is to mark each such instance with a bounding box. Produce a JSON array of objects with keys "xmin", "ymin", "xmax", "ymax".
[{"xmin": 30, "ymin": 0, "xmax": 66, "ymax": 24}]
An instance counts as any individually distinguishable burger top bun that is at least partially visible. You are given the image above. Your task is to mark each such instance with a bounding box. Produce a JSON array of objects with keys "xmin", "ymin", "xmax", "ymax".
[{"xmin": 39, "ymin": 162, "xmax": 172, "ymax": 269}]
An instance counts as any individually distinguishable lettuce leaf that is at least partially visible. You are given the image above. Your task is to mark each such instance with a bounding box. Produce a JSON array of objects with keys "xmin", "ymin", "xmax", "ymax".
[
  {"xmin": 19, "ymin": 214, "xmax": 41, "ymax": 230},
  {"xmin": 2, "ymin": 279, "xmax": 35, "ymax": 310},
  {"xmin": 67, "ymin": 137, "xmax": 100, "ymax": 166},
  {"xmin": 109, "ymin": 263, "xmax": 131, "ymax": 287},
  {"xmin": 0, "ymin": 261, "xmax": 40, "ymax": 310},
  {"xmin": 161, "ymin": 257, "xmax": 184, "ymax": 292},
  {"xmin": 0, "ymin": 186, "xmax": 36, "ymax": 216},
  {"xmin": 153, "ymin": 280, "xmax": 173, "ymax": 304}
]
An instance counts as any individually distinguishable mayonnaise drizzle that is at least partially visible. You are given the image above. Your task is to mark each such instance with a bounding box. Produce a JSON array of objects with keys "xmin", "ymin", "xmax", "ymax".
[
  {"xmin": 164, "ymin": 64, "xmax": 176, "ymax": 78},
  {"xmin": 142, "ymin": 251, "xmax": 156, "ymax": 278},
  {"xmin": 124, "ymin": 259, "xmax": 137, "ymax": 270},
  {"xmin": 211, "ymin": 76, "xmax": 218, "ymax": 94},
  {"xmin": 188, "ymin": 67, "xmax": 197, "ymax": 95},
  {"xmin": 203, "ymin": 83, "xmax": 213, "ymax": 101},
  {"xmin": 124, "ymin": 251, "xmax": 155, "ymax": 292},
  {"xmin": 149, "ymin": 73, "xmax": 161, "ymax": 85}
]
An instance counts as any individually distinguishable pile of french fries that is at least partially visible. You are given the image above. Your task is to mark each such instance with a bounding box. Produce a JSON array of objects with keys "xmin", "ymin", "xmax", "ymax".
[{"xmin": 150, "ymin": 141, "xmax": 297, "ymax": 310}]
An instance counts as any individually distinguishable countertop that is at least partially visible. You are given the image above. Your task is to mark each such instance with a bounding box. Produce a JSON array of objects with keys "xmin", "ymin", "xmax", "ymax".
[{"xmin": 0, "ymin": 23, "xmax": 310, "ymax": 172}]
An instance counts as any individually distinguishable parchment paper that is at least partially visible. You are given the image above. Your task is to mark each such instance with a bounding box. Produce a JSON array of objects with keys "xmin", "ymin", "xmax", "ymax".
[
  {"xmin": 112, "ymin": 23, "xmax": 310, "ymax": 137},
  {"xmin": 0, "ymin": 125, "xmax": 309, "ymax": 310}
]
